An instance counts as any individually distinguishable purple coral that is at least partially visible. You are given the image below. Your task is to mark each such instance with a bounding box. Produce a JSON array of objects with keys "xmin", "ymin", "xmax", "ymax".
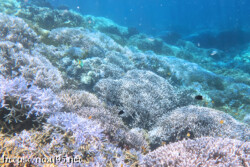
[
  {"xmin": 0, "ymin": 13, "xmax": 38, "ymax": 48},
  {"xmin": 47, "ymin": 112, "xmax": 105, "ymax": 154},
  {"xmin": 141, "ymin": 137, "xmax": 250, "ymax": 167},
  {"xmin": 0, "ymin": 75, "xmax": 63, "ymax": 123}
]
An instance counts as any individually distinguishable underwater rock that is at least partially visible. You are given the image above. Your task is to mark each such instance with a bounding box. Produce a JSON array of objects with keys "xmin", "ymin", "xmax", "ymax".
[
  {"xmin": 0, "ymin": 13, "xmax": 38, "ymax": 48},
  {"xmin": 94, "ymin": 69, "xmax": 186, "ymax": 129},
  {"xmin": 244, "ymin": 114, "xmax": 250, "ymax": 125},
  {"xmin": 23, "ymin": 0, "xmax": 53, "ymax": 8},
  {"xmin": 157, "ymin": 30, "xmax": 182, "ymax": 45},
  {"xmin": 128, "ymin": 33, "xmax": 175, "ymax": 55},
  {"xmin": 82, "ymin": 15, "xmax": 135, "ymax": 45},
  {"xmin": 141, "ymin": 137, "xmax": 250, "ymax": 167},
  {"xmin": 17, "ymin": 4, "xmax": 84, "ymax": 30},
  {"xmin": 132, "ymin": 52, "xmax": 225, "ymax": 90},
  {"xmin": 82, "ymin": 15, "xmax": 129, "ymax": 36},
  {"xmin": 234, "ymin": 44, "xmax": 250, "ymax": 73},
  {"xmin": 48, "ymin": 27, "xmax": 125, "ymax": 55},
  {"xmin": 149, "ymin": 105, "xmax": 250, "ymax": 149}
]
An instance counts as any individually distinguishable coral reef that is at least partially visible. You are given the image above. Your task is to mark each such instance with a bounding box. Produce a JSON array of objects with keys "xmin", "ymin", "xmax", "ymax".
[
  {"xmin": 82, "ymin": 15, "xmax": 133, "ymax": 45},
  {"xmin": 34, "ymin": 27, "xmax": 135, "ymax": 88},
  {"xmin": 0, "ymin": 76, "xmax": 62, "ymax": 133},
  {"xmin": 0, "ymin": 41, "xmax": 64, "ymax": 90},
  {"xmin": 149, "ymin": 105, "xmax": 250, "ymax": 148},
  {"xmin": 128, "ymin": 34, "xmax": 175, "ymax": 55},
  {"xmin": 58, "ymin": 89, "xmax": 103, "ymax": 110},
  {"xmin": 94, "ymin": 70, "xmax": 191, "ymax": 129},
  {"xmin": 58, "ymin": 89, "xmax": 148, "ymax": 150},
  {"xmin": 141, "ymin": 137, "xmax": 250, "ymax": 167},
  {"xmin": 0, "ymin": 2, "xmax": 249, "ymax": 166},
  {"xmin": 0, "ymin": 13, "xmax": 38, "ymax": 48},
  {"xmin": 46, "ymin": 112, "xmax": 143, "ymax": 166},
  {"xmin": 17, "ymin": 4, "xmax": 84, "ymax": 30},
  {"xmin": 0, "ymin": 0, "xmax": 21, "ymax": 15}
]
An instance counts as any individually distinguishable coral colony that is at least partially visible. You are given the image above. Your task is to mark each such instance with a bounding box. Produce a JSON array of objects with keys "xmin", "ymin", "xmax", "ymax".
[{"xmin": 0, "ymin": 0, "xmax": 249, "ymax": 166}]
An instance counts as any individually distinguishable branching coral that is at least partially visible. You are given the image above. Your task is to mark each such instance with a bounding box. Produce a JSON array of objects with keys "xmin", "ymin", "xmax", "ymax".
[
  {"xmin": 0, "ymin": 41, "xmax": 64, "ymax": 91},
  {"xmin": 149, "ymin": 105, "xmax": 250, "ymax": 149},
  {"xmin": 141, "ymin": 137, "xmax": 250, "ymax": 167},
  {"xmin": 47, "ymin": 112, "xmax": 142, "ymax": 166},
  {"xmin": 94, "ymin": 69, "xmax": 186, "ymax": 129},
  {"xmin": 58, "ymin": 89, "xmax": 148, "ymax": 151},
  {"xmin": 58, "ymin": 89, "xmax": 104, "ymax": 111},
  {"xmin": 0, "ymin": 13, "xmax": 38, "ymax": 48},
  {"xmin": 0, "ymin": 75, "xmax": 62, "ymax": 133}
]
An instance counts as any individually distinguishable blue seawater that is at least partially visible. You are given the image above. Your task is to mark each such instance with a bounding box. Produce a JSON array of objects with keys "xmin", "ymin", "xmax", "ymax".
[{"xmin": 51, "ymin": 0, "xmax": 250, "ymax": 33}]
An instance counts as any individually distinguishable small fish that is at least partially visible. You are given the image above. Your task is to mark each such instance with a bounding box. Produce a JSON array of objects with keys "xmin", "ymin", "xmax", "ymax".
[
  {"xmin": 187, "ymin": 132, "xmax": 191, "ymax": 137},
  {"xmin": 219, "ymin": 120, "xmax": 224, "ymax": 124},
  {"xmin": 212, "ymin": 101, "xmax": 214, "ymax": 104},
  {"xmin": 161, "ymin": 141, "xmax": 166, "ymax": 145},
  {"xmin": 118, "ymin": 110, "xmax": 124, "ymax": 115},
  {"xmin": 78, "ymin": 60, "xmax": 84, "ymax": 67},
  {"xmin": 147, "ymin": 37, "xmax": 155, "ymax": 42},
  {"xmin": 88, "ymin": 116, "xmax": 92, "ymax": 119},
  {"xmin": 210, "ymin": 50, "xmax": 218, "ymax": 56},
  {"xmin": 167, "ymin": 72, "xmax": 171, "ymax": 76},
  {"xmin": 195, "ymin": 95, "xmax": 203, "ymax": 100}
]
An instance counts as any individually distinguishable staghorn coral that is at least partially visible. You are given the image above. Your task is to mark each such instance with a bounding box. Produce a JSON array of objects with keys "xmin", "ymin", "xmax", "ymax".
[
  {"xmin": 47, "ymin": 112, "xmax": 142, "ymax": 166},
  {"xmin": 0, "ymin": 41, "xmax": 64, "ymax": 91},
  {"xmin": 58, "ymin": 89, "xmax": 148, "ymax": 150},
  {"xmin": 0, "ymin": 75, "xmax": 62, "ymax": 133},
  {"xmin": 141, "ymin": 137, "xmax": 250, "ymax": 167},
  {"xmin": 57, "ymin": 89, "xmax": 103, "ymax": 111},
  {"xmin": 94, "ymin": 69, "xmax": 187, "ymax": 129},
  {"xmin": 47, "ymin": 112, "xmax": 105, "ymax": 154},
  {"xmin": 149, "ymin": 105, "xmax": 250, "ymax": 149},
  {"xmin": 0, "ymin": 13, "xmax": 38, "ymax": 48},
  {"xmin": 76, "ymin": 107, "xmax": 148, "ymax": 151}
]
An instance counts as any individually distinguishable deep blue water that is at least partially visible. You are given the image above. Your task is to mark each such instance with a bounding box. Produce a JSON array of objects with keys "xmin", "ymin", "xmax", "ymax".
[{"xmin": 50, "ymin": 0, "xmax": 250, "ymax": 35}]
